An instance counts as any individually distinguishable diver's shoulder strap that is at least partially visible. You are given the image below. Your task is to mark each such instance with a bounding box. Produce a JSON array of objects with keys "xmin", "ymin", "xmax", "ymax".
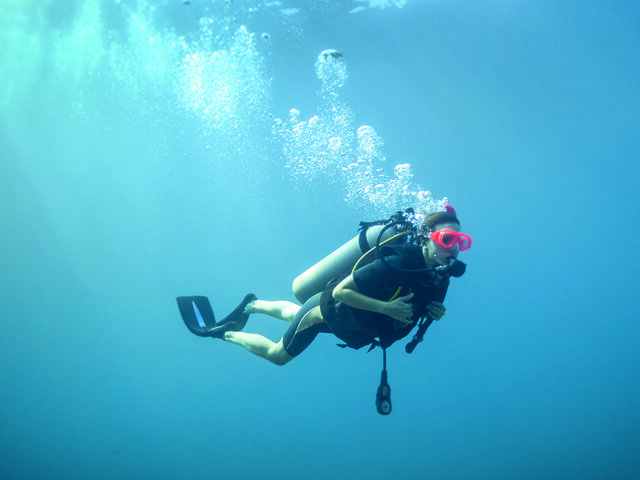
[{"xmin": 358, "ymin": 227, "xmax": 371, "ymax": 254}]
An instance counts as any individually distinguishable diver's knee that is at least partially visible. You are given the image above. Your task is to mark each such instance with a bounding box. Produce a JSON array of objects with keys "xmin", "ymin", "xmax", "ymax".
[
  {"xmin": 270, "ymin": 344, "xmax": 294, "ymax": 366},
  {"xmin": 285, "ymin": 305, "xmax": 301, "ymax": 322},
  {"xmin": 272, "ymin": 355, "xmax": 292, "ymax": 366}
]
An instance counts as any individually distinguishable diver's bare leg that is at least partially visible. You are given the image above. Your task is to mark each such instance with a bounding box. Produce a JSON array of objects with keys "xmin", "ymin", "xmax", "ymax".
[
  {"xmin": 248, "ymin": 299, "xmax": 300, "ymax": 323},
  {"xmin": 223, "ymin": 332, "xmax": 293, "ymax": 366}
]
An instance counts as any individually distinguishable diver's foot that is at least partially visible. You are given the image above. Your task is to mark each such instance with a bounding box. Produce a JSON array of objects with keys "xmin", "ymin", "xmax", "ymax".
[
  {"xmin": 207, "ymin": 324, "xmax": 231, "ymax": 339},
  {"xmin": 217, "ymin": 293, "xmax": 257, "ymax": 332},
  {"xmin": 243, "ymin": 297, "xmax": 257, "ymax": 314}
]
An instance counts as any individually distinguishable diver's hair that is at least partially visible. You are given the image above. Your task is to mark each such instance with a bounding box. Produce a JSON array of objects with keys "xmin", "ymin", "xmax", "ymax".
[{"xmin": 421, "ymin": 210, "xmax": 460, "ymax": 234}]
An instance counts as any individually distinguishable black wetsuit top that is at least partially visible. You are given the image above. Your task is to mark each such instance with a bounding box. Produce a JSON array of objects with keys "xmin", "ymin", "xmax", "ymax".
[{"xmin": 322, "ymin": 244, "xmax": 450, "ymax": 349}]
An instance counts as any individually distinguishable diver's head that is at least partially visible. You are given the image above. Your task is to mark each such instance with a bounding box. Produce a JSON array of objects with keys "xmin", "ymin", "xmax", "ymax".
[{"xmin": 421, "ymin": 205, "xmax": 472, "ymax": 266}]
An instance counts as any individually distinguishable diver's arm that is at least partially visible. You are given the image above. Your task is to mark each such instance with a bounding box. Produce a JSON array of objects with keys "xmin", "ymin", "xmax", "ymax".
[{"xmin": 333, "ymin": 275, "xmax": 413, "ymax": 324}]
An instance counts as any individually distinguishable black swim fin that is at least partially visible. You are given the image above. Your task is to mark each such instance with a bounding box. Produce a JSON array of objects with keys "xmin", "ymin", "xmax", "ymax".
[
  {"xmin": 217, "ymin": 293, "xmax": 257, "ymax": 332},
  {"xmin": 176, "ymin": 296, "xmax": 217, "ymax": 337}
]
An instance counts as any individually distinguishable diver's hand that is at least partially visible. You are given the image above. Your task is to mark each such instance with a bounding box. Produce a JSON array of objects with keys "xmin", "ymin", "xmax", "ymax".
[
  {"xmin": 382, "ymin": 293, "xmax": 414, "ymax": 324},
  {"xmin": 426, "ymin": 301, "xmax": 446, "ymax": 321}
]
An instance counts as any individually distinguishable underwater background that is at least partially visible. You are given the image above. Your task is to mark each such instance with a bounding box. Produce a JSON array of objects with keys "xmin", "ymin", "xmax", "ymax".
[{"xmin": 1, "ymin": 0, "xmax": 639, "ymax": 478}]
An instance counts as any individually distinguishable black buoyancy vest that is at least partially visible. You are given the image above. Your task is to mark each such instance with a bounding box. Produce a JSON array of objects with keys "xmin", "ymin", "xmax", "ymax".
[{"xmin": 320, "ymin": 244, "xmax": 448, "ymax": 350}]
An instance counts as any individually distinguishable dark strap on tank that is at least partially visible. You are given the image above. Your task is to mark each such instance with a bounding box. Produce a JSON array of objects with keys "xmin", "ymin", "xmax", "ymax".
[
  {"xmin": 319, "ymin": 281, "xmax": 338, "ymax": 325},
  {"xmin": 358, "ymin": 228, "xmax": 371, "ymax": 254},
  {"xmin": 358, "ymin": 218, "xmax": 391, "ymax": 254}
]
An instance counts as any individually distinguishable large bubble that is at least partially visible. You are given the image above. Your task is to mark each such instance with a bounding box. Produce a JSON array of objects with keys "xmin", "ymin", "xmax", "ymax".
[{"xmin": 315, "ymin": 49, "xmax": 348, "ymax": 95}]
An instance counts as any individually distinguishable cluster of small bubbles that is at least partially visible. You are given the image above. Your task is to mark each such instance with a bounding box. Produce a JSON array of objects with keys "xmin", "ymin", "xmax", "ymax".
[
  {"xmin": 357, "ymin": 125, "xmax": 385, "ymax": 163},
  {"xmin": 276, "ymin": 51, "xmax": 447, "ymax": 217},
  {"xmin": 107, "ymin": 7, "xmax": 272, "ymax": 170},
  {"xmin": 176, "ymin": 22, "xmax": 271, "ymax": 149},
  {"xmin": 343, "ymin": 127, "xmax": 446, "ymax": 216},
  {"xmin": 276, "ymin": 49, "xmax": 355, "ymax": 181},
  {"xmin": 275, "ymin": 101, "xmax": 355, "ymax": 183},
  {"xmin": 343, "ymin": 126, "xmax": 381, "ymax": 203}
]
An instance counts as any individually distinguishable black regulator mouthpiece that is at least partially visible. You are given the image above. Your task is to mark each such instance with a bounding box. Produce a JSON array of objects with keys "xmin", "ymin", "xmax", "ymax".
[{"xmin": 435, "ymin": 257, "xmax": 466, "ymax": 278}]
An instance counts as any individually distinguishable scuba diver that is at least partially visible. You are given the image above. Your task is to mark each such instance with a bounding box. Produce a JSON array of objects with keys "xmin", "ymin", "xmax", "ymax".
[{"xmin": 177, "ymin": 205, "xmax": 471, "ymax": 414}]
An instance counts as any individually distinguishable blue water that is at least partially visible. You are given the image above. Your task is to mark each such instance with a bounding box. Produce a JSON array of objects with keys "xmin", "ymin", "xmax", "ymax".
[{"xmin": 2, "ymin": 1, "xmax": 639, "ymax": 478}]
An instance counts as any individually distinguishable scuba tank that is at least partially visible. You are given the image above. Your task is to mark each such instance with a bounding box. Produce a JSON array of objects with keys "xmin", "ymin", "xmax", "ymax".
[{"xmin": 292, "ymin": 211, "xmax": 417, "ymax": 304}]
